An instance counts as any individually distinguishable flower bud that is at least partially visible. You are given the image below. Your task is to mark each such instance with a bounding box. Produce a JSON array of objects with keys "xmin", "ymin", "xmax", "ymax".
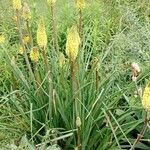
[
  {"xmin": 131, "ymin": 62, "xmax": 140, "ymax": 82},
  {"xmin": 76, "ymin": 116, "xmax": 81, "ymax": 127},
  {"xmin": 59, "ymin": 52, "xmax": 65, "ymax": 68}
]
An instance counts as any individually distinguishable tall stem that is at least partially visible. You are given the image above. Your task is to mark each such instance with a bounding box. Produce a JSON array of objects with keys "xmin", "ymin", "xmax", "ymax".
[
  {"xmin": 71, "ymin": 61, "xmax": 78, "ymax": 116},
  {"xmin": 33, "ymin": 62, "xmax": 41, "ymax": 88},
  {"xmin": 71, "ymin": 60, "xmax": 81, "ymax": 149},
  {"xmin": 41, "ymin": 48, "xmax": 53, "ymax": 124},
  {"xmin": 77, "ymin": 127, "xmax": 81, "ymax": 149},
  {"xmin": 96, "ymin": 70, "xmax": 100, "ymax": 90},
  {"xmin": 79, "ymin": 10, "xmax": 83, "ymax": 39},
  {"xmin": 130, "ymin": 115, "xmax": 148, "ymax": 150},
  {"xmin": 26, "ymin": 20, "xmax": 33, "ymax": 47},
  {"xmin": 11, "ymin": 72, "xmax": 21, "ymax": 99},
  {"xmin": 51, "ymin": 5, "xmax": 59, "ymax": 54},
  {"xmin": 16, "ymin": 10, "xmax": 34, "ymax": 81}
]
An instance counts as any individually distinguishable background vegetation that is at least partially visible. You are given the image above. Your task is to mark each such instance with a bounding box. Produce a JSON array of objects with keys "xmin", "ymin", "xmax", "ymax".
[{"xmin": 0, "ymin": 0, "xmax": 150, "ymax": 149}]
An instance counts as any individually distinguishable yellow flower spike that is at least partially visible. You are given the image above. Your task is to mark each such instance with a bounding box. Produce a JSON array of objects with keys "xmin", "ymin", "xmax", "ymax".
[
  {"xmin": 12, "ymin": 0, "xmax": 22, "ymax": 10},
  {"xmin": 59, "ymin": 52, "xmax": 65, "ymax": 68},
  {"xmin": 47, "ymin": 0, "xmax": 56, "ymax": 5},
  {"xmin": 37, "ymin": 18, "xmax": 47, "ymax": 49},
  {"xmin": 22, "ymin": 2, "xmax": 31, "ymax": 21},
  {"xmin": 23, "ymin": 34, "xmax": 30, "ymax": 45},
  {"xmin": 66, "ymin": 25, "xmax": 80, "ymax": 61},
  {"xmin": 142, "ymin": 82, "xmax": 150, "ymax": 112},
  {"xmin": 30, "ymin": 47, "xmax": 39, "ymax": 62},
  {"xmin": 18, "ymin": 45, "xmax": 24, "ymax": 55},
  {"xmin": 0, "ymin": 35, "xmax": 5, "ymax": 44},
  {"xmin": 76, "ymin": 0, "xmax": 85, "ymax": 11}
]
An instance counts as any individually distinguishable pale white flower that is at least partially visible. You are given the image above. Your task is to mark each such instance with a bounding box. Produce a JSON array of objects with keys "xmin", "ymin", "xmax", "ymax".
[{"xmin": 131, "ymin": 62, "xmax": 140, "ymax": 73}]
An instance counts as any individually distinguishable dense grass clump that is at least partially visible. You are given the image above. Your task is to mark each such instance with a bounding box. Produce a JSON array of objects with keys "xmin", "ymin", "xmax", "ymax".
[{"xmin": 0, "ymin": 0, "xmax": 150, "ymax": 149}]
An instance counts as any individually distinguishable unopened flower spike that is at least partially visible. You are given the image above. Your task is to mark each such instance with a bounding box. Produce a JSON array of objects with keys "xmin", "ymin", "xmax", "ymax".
[
  {"xmin": 22, "ymin": 2, "xmax": 31, "ymax": 21},
  {"xmin": 66, "ymin": 25, "xmax": 80, "ymax": 62},
  {"xmin": 59, "ymin": 52, "xmax": 66, "ymax": 68},
  {"xmin": 76, "ymin": 116, "xmax": 81, "ymax": 127}
]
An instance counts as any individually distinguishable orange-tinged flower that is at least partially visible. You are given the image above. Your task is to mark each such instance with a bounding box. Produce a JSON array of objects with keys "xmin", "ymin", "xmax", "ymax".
[{"xmin": 66, "ymin": 25, "xmax": 80, "ymax": 61}]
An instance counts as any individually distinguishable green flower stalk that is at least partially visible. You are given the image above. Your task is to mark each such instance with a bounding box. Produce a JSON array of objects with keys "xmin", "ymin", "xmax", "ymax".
[
  {"xmin": 22, "ymin": 2, "xmax": 33, "ymax": 46},
  {"xmin": 47, "ymin": 0, "xmax": 59, "ymax": 54},
  {"xmin": 91, "ymin": 57, "xmax": 100, "ymax": 90},
  {"xmin": 13, "ymin": 0, "xmax": 35, "ymax": 82},
  {"xmin": 37, "ymin": 17, "xmax": 53, "ymax": 123},
  {"xmin": 30, "ymin": 47, "xmax": 41, "ymax": 88},
  {"xmin": 65, "ymin": 25, "xmax": 81, "ymax": 149},
  {"xmin": 75, "ymin": 0, "xmax": 85, "ymax": 38}
]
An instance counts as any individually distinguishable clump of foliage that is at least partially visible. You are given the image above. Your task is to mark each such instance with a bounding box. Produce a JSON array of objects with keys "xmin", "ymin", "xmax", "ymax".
[{"xmin": 0, "ymin": 0, "xmax": 150, "ymax": 149}]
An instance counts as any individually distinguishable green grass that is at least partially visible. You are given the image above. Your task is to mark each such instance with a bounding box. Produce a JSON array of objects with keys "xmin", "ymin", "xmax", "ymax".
[{"xmin": 0, "ymin": 0, "xmax": 150, "ymax": 149}]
